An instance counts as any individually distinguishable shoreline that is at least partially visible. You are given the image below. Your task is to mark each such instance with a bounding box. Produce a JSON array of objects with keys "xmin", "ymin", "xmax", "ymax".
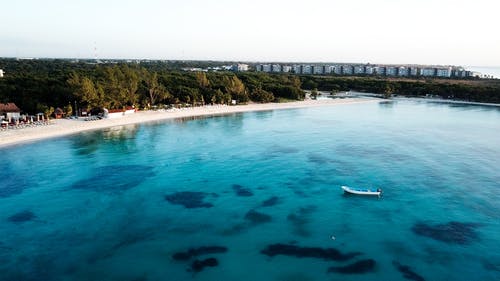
[{"xmin": 0, "ymin": 98, "xmax": 378, "ymax": 148}]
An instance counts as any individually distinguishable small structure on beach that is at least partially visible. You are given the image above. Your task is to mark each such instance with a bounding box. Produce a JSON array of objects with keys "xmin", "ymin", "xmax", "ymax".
[
  {"xmin": 104, "ymin": 106, "xmax": 136, "ymax": 119},
  {"xmin": 54, "ymin": 107, "xmax": 65, "ymax": 119},
  {"xmin": 0, "ymin": 103, "xmax": 21, "ymax": 121}
]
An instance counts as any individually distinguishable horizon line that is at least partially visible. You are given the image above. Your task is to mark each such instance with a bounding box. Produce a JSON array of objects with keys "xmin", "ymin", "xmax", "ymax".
[{"xmin": 2, "ymin": 56, "xmax": 498, "ymax": 68}]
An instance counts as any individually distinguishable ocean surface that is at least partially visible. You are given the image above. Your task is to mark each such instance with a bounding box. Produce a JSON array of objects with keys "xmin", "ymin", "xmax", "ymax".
[{"xmin": 1, "ymin": 99, "xmax": 500, "ymax": 281}]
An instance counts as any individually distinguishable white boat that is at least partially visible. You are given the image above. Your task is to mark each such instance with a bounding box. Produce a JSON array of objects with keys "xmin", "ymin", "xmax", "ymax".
[{"xmin": 341, "ymin": 185, "xmax": 382, "ymax": 196}]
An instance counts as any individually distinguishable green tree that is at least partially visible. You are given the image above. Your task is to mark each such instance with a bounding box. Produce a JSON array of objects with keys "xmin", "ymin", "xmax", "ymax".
[
  {"xmin": 251, "ymin": 87, "xmax": 274, "ymax": 103},
  {"xmin": 144, "ymin": 71, "xmax": 169, "ymax": 107},
  {"xmin": 214, "ymin": 89, "xmax": 225, "ymax": 104},
  {"xmin": 64, "ymin": 103, "xmax": 73, "ymax": 117},
  {"xmin": 121, "ymin": 65, "xmax": 139, "ymax": 106},
  {"xmin": 383, "ymin": 84, "xmax": 394, "ymax": 99},
  {"xmin": 44, "ymin": 106, "xmax": 54, "ymax": 120},
  {"xmin": 195, "ymin": 71, "xmax": 210, "ymax": 88},
  {"xmin": 224, "ymin": 75, "xmax": 248, "ymax": 103},
  {"xmin": 290, "ymin": 76, "xmax": 302, "ymax": 88},
  {"xmin": 310, "ymin": 88, "xmax": 319, "ymax": 99}
]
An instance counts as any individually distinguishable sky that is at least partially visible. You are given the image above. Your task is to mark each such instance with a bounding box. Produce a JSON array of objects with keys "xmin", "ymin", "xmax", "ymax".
[{"xmin": 1, "ymin": 0, "xmax": 499, "ymax": 66}]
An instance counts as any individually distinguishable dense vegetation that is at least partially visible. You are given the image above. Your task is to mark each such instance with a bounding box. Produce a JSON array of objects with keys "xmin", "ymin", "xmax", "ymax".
[
  {"xmin": 301, "ymin": 76, "xmax": 500, "ymax": 103},
  {"xmin": 0, "ymin": 59, "xmax": 499, "ymax": 115},
  {"xmin": 0, "ymin": 59, "xmax": 304, "ymax": 114}
]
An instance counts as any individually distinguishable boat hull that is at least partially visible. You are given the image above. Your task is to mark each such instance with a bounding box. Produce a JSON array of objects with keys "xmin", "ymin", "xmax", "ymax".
[{"xmin": 341, "ymin": 186, "xmax": 381, "ymax": 196}]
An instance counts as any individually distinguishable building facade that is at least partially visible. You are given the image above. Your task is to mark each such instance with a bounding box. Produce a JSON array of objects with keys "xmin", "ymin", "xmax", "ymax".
[
  {"xmin": 421, "ymin": 68, "xmax": 436, "ymax": 77},
  {"xmin": 254, "ymin": 63, "xmax": 479, "ymax": 78},
  {"xmin": 271, "ymin": 64, "xmax": 282, "ymax": 72},
  {"xmin": 342, "ymin": 65, "xmax": 354, "ymax": 75},
  {"xmin": 312, "ymin": 65, "xmax": 323, "ymax": 74},
  {"xmin": 354, "ymin": 65, "xmax": 365, "ymax": 75},
  {"xmin": 302, "ymin": 65, "xmax": 312, "ymax": 74}
]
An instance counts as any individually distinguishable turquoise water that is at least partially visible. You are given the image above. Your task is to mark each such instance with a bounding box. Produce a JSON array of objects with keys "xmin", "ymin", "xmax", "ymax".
[{"xmin": 1, "ymin": 100, "xmax": 500, "ymax": 281}]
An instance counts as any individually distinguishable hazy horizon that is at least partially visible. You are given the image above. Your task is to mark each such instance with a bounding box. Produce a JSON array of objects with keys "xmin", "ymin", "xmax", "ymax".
[{"xmin": 1, "ymin": 0, "xmax": 499, "ymax": 67}]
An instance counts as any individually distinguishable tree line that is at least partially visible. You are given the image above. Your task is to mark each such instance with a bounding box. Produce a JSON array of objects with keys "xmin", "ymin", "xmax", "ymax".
[
  {"xmin": 1, "ymin": 59, "xmax": 499, "ymax": 115},
  {"xmin": 0, "ymin": 59, "xmax": 304, "ymax": 115},
  {"xmin": 301, "ymin": 76, "xmax": 500, "ymax": 103}
]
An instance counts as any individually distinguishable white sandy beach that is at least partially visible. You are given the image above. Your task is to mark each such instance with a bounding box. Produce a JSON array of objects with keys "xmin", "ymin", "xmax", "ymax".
[{"xmin": 0, "ymin": 98, "xmax": 378, "ymax": 148}]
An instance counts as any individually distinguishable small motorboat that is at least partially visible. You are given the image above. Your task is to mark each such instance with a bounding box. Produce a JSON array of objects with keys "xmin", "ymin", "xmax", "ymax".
[{"xmin": 341, "ymin": 185, "xmax": 382, "ymax": 196}]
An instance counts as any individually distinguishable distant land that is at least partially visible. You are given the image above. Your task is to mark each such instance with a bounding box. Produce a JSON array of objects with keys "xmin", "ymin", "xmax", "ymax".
[
  {"xmin": 467, "ymin": 66, "xmax": 500, "ymax": 79},
  {"xmin": 0, "ymin": 57, "xmax": 497, "ymax": 79},
  {"xmin": 0, "ymin": 58, "xmax": 499, "ymax": 118}
]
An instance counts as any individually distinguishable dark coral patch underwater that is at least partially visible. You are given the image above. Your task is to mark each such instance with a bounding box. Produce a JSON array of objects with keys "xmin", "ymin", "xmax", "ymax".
[
  {"xmin": 245, "ymin": 210, "xmax": 272, "ymax": 224},
  {"xmin": 261, "ymin": 196, "xmax": 280, "ymax": 207},
  {"xmin": 172, "ymin": 246, "xmax": 228, "ymax": 261},
  {"xmin": 0, "ymin": 173, "xmax": 31, "ymax": 198},
  {"xmin": 71, "ymin": 165, "xmax": 155, "ymax": 192},
  {"xmin": 327, "ymin": 259, "xmax": 376, "ymax": 274},
  {"xmin": 392, "ymin": 261, "xmax": 426, "ymax": 281},
  {"xmin": 261, "ymin": 243, "xmax": 361, "ymax": 262},
  {"xmin": 232, "ymin": 184, "xmax": 253, "ymax": 197},
  {"xmin": 7, "ymin": 210, "xmax": 36, "ymax": 223},
  {"xmin": 287, "ymin": 206, "xmax": 317, "ymax": 237},
  {"xmin": 412, "ymin": 221, "xmax": 480, "ymax": 244},
  {"xmin": 191, "ymin": 257, "xmax": 218, "ymax": 272},
  {"xmin": 165, "ymin": 191, "xmax": 216, "ymax": 208}
]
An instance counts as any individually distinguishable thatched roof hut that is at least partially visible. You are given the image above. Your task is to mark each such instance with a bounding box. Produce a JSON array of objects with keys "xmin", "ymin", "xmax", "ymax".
[
  {"xmin": 0, "ymin": 103, "xmax": 21, "ymax": 121},
  {"xmin": 0, "ymin": 103, "xmax": 20, "ymax": 114},
  {"xmin": 54, "ymin": 107, "xmax": 65, "ymax": 119}
]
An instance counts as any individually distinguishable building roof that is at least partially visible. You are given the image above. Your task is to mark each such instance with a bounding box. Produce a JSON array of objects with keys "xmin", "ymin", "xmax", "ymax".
[{"xmin": 0, "ymin": 103, "xmax": 21, "ymax": 113}]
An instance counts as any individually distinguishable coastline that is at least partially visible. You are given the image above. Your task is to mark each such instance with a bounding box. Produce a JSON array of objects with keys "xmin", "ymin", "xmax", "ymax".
[{"xmin": 0, "ymin": 98, "xmax": 378, "ymax": 148}]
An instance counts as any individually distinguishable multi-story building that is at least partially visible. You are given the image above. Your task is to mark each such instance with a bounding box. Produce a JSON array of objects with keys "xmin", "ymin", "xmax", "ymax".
[
  {"xmin": 342, "ymin": 65, "xmax": 354, "ymax": 75},
  {"xmin": 262, "ymin": 64, "xmax": 272, "ymax": 72},
  {"xmin": 313, "ymin": 65, "xmax": 324, "ymax": 74},
  {"xmin": 354, "ymin": 65, "xmax": 365, "ymax": 75},
  {"xmin": 435, "ymin": 67, "xmax": 452, "ymax": 77},
  {"xmin": 468, "ymin": 71, "xmax": 482, "ymax": 78},
  {"xmin": 365, "ymin": 66, "xmax": 374, "ymax": 75},
  {"xmin": 375, "ymin": 66, "xmax": 386, "ymax": 76},
  {"xmin": 397, "ymin": 67, "xmax": 408, "ymax": 76},
  {"xmin": 421, "ymin": 68, "xmax": 436, "ymax": 77},
  {"xmin": 302, "ymin": 65, "xmax": 312, "ymax": 74},
  {"xmin": 386, "ymin": 67, "xmax": 398, "ymax": 76},
  {"xmin": 333, "ymin": 65, "xmax": 342, "ymax": 75},
  {"xmin": 409, "ymin": 67, "xmax": 419, "ymax": 76},
  {"xmin": 292, "ymin": 65, "xmax": 302, "ymax": 74},
  {"xmin": 232, "ymin": 64, "xmax": 248, "ymax": 72},
  {"xmin": 453, "ymin": 68, "xmax": 467, "ymax": 78},
  {"xmin": 255, "ymin": 63, "xmax": 479, "ymax": 78},
  {"xmin": 323, "ymin": 65, "xmax": 333, "ymax": 74}
]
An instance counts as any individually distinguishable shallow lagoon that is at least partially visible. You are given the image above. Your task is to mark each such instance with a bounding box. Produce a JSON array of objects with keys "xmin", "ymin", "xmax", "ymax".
[{"xmin": 1, "ymin": 100, "xmax": 499, "ymax": 281}]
